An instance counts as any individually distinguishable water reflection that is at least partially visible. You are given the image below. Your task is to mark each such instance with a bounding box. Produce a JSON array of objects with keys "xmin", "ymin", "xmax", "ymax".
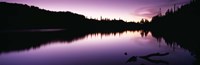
[{"xmin": 0, "ymin": 30, "xmax": 196, "ymax": 65}]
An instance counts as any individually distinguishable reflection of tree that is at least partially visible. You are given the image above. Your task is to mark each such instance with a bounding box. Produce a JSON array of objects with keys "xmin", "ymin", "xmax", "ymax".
[
  {"xmin": 150, "ymin": 28, "xmax": 200, "ymax": 65},
  {"xmin": 0, "ymin": 30, "xmax": 138, "ymax": 54},
  {"xmin": 140, "ymin": 30, "xmax": 149, "ymax": 37}
]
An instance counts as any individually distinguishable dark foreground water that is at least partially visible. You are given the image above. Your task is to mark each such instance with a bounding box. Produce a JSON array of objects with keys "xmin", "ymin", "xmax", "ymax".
[{"xmin": 0, "ymin": 30, "xmax": 195, "ymax": 65}]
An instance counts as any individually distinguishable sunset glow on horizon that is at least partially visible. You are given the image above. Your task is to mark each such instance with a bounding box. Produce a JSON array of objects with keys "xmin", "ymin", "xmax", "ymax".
[{"xmin": 0, "ymin": 0, "xmax": 190, "ymax": 22}]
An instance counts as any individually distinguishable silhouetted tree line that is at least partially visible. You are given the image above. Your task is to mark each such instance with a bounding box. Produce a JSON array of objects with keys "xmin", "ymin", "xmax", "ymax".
[
  {"xmin": 0, "ymin": 2, "xmax": 141, "ymax": 31},
  {"xmin": 0, "ymin": 2, "xmax": 87, "ymax": 29},
  {"xmin": 150, "ymin": 0, "xmax": 200, "ymax": 31}
]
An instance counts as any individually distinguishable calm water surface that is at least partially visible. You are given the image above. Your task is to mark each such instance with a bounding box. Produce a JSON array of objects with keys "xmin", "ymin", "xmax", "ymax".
[{"xmin": 0, "ymin": 31, "xmax": 195, "ymax": 65}]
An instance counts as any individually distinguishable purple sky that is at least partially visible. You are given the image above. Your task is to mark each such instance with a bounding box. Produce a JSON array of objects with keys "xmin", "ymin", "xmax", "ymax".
[{"xmin": 0, "ymin": 0, "xmax": 190, "ymax": 22}]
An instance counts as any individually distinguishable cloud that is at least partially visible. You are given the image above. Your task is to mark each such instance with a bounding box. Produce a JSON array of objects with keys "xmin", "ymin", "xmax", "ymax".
[
  {"xmin": 131, "ymin": 0, "xmax": 190, "ymax": 20},
  {"xmin": 132, "ymin": 7, "xmax": 159, "ymax": 19}
]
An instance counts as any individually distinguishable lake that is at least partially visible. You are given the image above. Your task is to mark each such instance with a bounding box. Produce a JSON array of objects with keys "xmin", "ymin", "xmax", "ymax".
[{"xmin": 0, "ymin": 30, "xmax": 195, "ymax": 65}]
